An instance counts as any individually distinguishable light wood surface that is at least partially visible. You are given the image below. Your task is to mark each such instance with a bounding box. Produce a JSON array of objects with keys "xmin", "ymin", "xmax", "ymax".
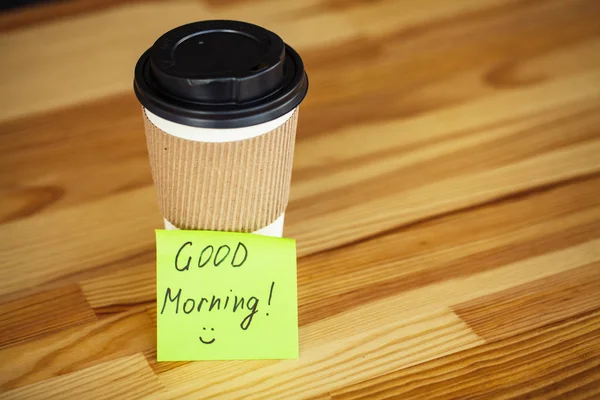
[{"xmin": 1, "ymin": 0, "xmax": 599, "ymax": 398}]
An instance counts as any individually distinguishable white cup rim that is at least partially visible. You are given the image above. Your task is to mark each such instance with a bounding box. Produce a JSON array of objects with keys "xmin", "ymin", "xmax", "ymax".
[
  {"xmin": 145, "ymin": 108, "xmax": 296, "ymax": 143},
  {"xmin": 163, "ymin": 213, "xmax": 286, "ymax": 238}
]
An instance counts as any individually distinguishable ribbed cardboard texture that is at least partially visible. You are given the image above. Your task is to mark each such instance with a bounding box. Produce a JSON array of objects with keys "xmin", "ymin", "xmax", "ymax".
[{"xmin": 143, "ymin": 110, "xmax": 298, "ymax": 232}]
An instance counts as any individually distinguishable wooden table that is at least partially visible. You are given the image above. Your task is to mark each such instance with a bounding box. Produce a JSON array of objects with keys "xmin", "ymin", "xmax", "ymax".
[{"xmin": 1, "ymin": 0, "xmax": 599, "ymax": 398}]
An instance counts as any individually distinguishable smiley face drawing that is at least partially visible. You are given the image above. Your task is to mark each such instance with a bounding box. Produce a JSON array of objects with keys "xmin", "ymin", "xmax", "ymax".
[{"xmin": 199, "ymin": 327, "xmax": 216, "ymax": 344}]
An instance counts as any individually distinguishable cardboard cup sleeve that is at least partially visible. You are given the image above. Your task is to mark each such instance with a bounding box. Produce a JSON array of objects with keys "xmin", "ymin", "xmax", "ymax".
[{"xmin": 143, "ymin": 109, "xmax": 298, "ymax": 234}]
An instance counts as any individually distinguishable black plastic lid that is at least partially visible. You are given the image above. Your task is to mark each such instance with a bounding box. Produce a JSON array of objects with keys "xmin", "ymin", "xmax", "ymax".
[{"xmin": 134, "ymin": 20, "xmax": 308, "ymax": 128}]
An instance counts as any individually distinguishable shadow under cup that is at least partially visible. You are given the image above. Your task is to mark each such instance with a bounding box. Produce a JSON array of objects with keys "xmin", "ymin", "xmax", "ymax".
[{"xmin": 133, "ymin": 20, "xmax": 308, "ymax": 237}]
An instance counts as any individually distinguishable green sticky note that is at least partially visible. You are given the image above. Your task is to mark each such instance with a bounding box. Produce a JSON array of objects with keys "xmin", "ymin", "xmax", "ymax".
[{"xmin": 155, "ymin": 230, "xmax": 298, "ymax": 361}]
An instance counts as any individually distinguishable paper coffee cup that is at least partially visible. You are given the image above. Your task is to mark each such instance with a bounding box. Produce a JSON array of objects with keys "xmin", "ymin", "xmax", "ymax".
[{"xmin": 134, "ymin": 21, "xmax": 308, "ymax": 237}]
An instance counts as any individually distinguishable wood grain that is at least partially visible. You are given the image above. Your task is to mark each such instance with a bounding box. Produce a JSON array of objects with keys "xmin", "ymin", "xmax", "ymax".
[
  {"xmin": 0, "ymin": 284, "xmax": 96, "ymax": 348},
  {"xmin": 296, "ymin": 170, "xmax": 600, "ymax": 293},
  {"xmin": 454, "ymin": 263, "xmax": 600, "ymax": 341},
  {"xmin": 331, "ymin": 310, "xmax": 600, "ymax": 399},
  {"xmin": 0, "ymin": 0, "xmax": 599, "ymax": 398},
  {"xmin": 0, "ymin": 353, "xmax": 164, "ymax": 400},
  {"xmin": 81, "ymin": 261, "xmax": 155, "ymax": 310},
  {"xmin": 0, "ymin": 307, "xmax": 155, "ymax": 391}
]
